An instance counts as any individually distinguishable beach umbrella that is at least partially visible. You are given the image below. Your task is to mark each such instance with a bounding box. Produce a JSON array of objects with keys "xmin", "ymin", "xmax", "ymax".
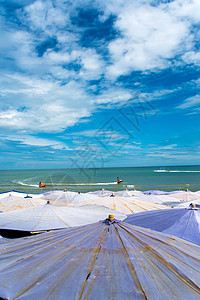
[
  {"xmin": 41, "ymin": 190, "xmax": 77, "ymax": 201},
  {"xmin": 175, "ymin": 200, "xmax": 200, "ymax": 208},
  {"xmin": 0, "ymin": 190, "xmax": 27, "ymax": 199},
  {"xmin": 168, "ymin": 189, "xmax": 200, "ymax": 202},
  {"xmin": 0, "ymin": 203, "xmax": 126, "ymax": 233},
  {"xmin": 0, "ymin": 191, "xmax": 44, "ymax": 200},
  {"xmin": 87, "ymin": 189, "xmax": 114, "ymax": 197},
  {"xmin": 0, "ymin": 192, "xmax": 9, "ymax": 200},
  {"xmin": 129, "ymin": 193, "xmax": 178, "ymax": 206},
  {"xmin": 41, "ymin": 190, "xmax": 80, "ymax": 207},
  {"xmin": 0, "ymin": 220, "xmax": 200, "ymax": 299},
  {"xmin": 69, "ymin": 193, "xmax": 101, "ymax": 205},
  {"xmin": 167, "ymin": 190, "xmax": 183, "ymax": 194},
  {"xmin": 41, "ymin": 190, "xmax": 100, "ymax": 205},
  {"xmin": 124, "ymin": 208, "xmax": 200, "ymax": 245},
  {"xmin": 143, "ymin": 189, "xmax": 170, "ymax": 195},
  {"xmin": 114, "ymin": 189, "xmax": 143, "ymax": 197},
  {"xmin": 81, "ymin": 196, "xmax": 170, "ymax": 214},
  {"xmin": 0, "ymin": 194, "xmax": 46, "ymax": 212}
]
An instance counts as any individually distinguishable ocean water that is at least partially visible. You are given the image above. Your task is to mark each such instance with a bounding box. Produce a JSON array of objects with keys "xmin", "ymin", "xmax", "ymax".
[{"xmin": 0, "ymin": 165, "xmax": 200, "ymax": 194}]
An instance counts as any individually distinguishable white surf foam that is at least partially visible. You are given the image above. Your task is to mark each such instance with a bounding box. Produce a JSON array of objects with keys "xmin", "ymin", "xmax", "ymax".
[
  {"xmin": 17, "ymin": 181, "xmax": 38, "ymax": 187},
  {"xmin": 154, "ymin": 170, "xmax": 200, "ymax": 173},
  {"xmin": 66, "ymin": 182, "xmax": 118, "ymax": 186},
  {"xmin": 17, "ymin": 181, "xmax": 120, "ymax": 187}
]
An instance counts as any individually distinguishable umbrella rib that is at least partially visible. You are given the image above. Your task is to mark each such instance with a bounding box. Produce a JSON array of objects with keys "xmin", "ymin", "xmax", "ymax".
[
  {"xmin": 14, "ymin": 246, "xmax": 75, "ymax": 298},
  {"xmin": 113, "ymin": 198, "xmax": 116, "ymax": 210},
  {"xmin": 122, "ymin": 202, "xmax": 135, "ymax": 213},
  {"xmin": 0, "ymin": 225, "xmax": 102, "ymax": 271},
  {"xmin": 78, "ymin": 226, "xmax": 108, "ymax": 300},
  {"xmin": 131, "ymin": 201, "xmax": 148, "ymax": 211},
  {"xmin": 121, "ymin": 223, "xmax": 199, "ymax": 259},
  {"xmin": 31, "ymin": 207, "xmax": 70, "ymax": 232},
  {"xmin": 116, "ymin": 197, "xmax": 135, "ymax": 213},
  {"xmin": 31, "ymin": 207, "xmax": 50, "ymax": 232},
  {"xmin": 113, "ymin": 224, "xmax": 147, "ymax": 299},
  {"xmin": 171, "ymin": 210, "xmax": 196, "ymax": 239},
  {"xmin": 117, "ymin": 224, "xmax": 200, "ymax": 293}
]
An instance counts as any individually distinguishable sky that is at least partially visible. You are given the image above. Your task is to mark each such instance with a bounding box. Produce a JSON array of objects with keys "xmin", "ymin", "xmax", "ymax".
[{"xmin": 0, "ymin": 0, "xmax": 200, "ymax": 170}]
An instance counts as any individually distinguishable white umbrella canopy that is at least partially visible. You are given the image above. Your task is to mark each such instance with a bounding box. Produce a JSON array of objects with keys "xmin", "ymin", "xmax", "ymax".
[
  {"xmin": 0, "ymin": 192, "xmax": 9, "ymax": 200},
  {"xmin": 134, "ymin": 193, "xmax": 180, "ymax": 205},
  {"xmin": 0, "ymin": 221, "xmax": 200, "ymax": 299},
  {"xmin": 124, "ymin": 208, "xmax": 200, "ymax": 245},
  {"xmin": 163, "ymin": 209, "xmax": 200, "ymax": 245},
  {"xmin": 0, "ymin": 203, "xmax": 126, "ymax": 232},
  {"xmin": 81, "ymin": 196, "xmax": 170, "ymax": 214},
  {"xmin": 87, "ymin": 189, "xmax": 114, "ymax": 197},
  {"xmin": 175, "ymin": 199, "xmax": 200, "ymax": 208},
  {"xmin": 0, "ymin": 191, "xmax": 44, "ymax": 200},
  {"xmin": 40, "ymin": 190, "xmax": 79, "ymax": 207},
  {"xmin": 69, "ymin": 193, "xmax": 101, "ymax": 205},
  {"xmin": 41, "ymin": 190, "xmax": 77, "ymax": 201},
  {"xmin": 0, "ymin": 191, "xmax": 27, "ymax": 199},
  {"xmin": 41, "ymin": 190, "xmax": 100, "ymax": 205},
  {"xmin": 143, "ymin": 189, "xmax": 170, "ymax": 195},
  {"xmin": 114, "ymin": 189, "xmax": 143, "ymax": 197},
  {"xmin": 0, "ymin": 195, "xmax": 46, "ymax": 212},
  {"xmin": 127, "ymin": 189, "xmax": 145, "ymax": 196},
  {"xmin": 168, "ymin": 190, "xmax": 200, "ymax": 202}
]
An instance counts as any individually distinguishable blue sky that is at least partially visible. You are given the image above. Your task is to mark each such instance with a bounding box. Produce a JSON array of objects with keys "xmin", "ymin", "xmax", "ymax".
[{"xmin": 0, "ymin": 0, "xmax": 200, "ymax": 169}]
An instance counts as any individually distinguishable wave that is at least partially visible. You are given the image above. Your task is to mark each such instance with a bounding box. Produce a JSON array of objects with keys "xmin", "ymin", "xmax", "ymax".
[
  {"xmin": 17, "ymin": 181, "xmax": 38, "ymax": 187},
  {"xmin": 16, "ymin": 181, "xmax": 120, "ymax": 187},
  {"xmin": 154, "ymin": 170, "xmax": 200, "ymax": 173},
  {"xmin": 66, "ymin": 182, "xmax": 118, "ymax": 186}
]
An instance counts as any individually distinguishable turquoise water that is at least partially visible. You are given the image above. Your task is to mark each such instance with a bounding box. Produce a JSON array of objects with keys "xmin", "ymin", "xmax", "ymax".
[{"xmin": 0, "ymin": 165, "xmax": 200, "ymax": 194}]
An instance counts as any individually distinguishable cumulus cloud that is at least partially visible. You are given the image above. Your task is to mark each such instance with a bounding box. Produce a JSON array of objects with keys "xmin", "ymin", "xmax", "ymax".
[
  {"xmin": 22, "ymin": 0, "xmax": 69, "ymax": 33},
  {"xmin": 182, "ymin": 51, "xmax": 200, "ymax": 65},
  {"xmin": 170, "ymin": 0, "xmax": 200, "ymax": 23},
  {"xmin": 0, "ymin": 73, "xmax": 93, "ymax": 133},
  {"xmin": 106, "ymin": 2, "xmax": 190, "ymax": 76}
]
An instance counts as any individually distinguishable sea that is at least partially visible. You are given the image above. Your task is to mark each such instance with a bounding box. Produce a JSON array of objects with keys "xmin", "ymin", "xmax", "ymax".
[{"xmin": 0, "ymin": 165, "xmax": 200, "ymax": 194}]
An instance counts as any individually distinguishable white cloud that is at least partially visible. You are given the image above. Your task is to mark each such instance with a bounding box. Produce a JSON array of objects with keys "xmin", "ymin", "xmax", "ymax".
[
  {"xmin": 177, "ymin": 94, "xmax": 200, "ymax": 109},
  {"xmin": 170, "ymin": 0, "xmax": 200, "ymax": 23},
  {"xmin": 0, "ymin": 134, "xmax": 71, "ymax": 150},
  {"xmin": 23, "ymin": 0, "xmax": 68, "ymax": 33},
  {"xmin": 47, "ymin": 51, "xmax": 71, "ymax": 64},
  {"xmin": 71, "ymin": 49, "xmax": 105, "ymax": 80},
  {"xmin": 1, "ymin": 0, "xmax": 200, "ymax": 139},
  {"xmin": 182, "ymin": 51, "xmax": 200, "ymax": 65},
  {"xmin": 0, "ymin": 74, "xmax": 93, "ymax": 133},
  {"xmin": 106, "ymin": 3, "xmax": 189, "ymax": 76},
  {"xmin": 95, "ymin": 87, "xmax": 133, "ymax": 104}
]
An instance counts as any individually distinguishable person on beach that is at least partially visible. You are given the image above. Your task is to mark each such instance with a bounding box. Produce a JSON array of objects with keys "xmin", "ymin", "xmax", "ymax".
[{"xmin": 24, "ymin": 194, "xmax": 32, "ymax": 198}]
